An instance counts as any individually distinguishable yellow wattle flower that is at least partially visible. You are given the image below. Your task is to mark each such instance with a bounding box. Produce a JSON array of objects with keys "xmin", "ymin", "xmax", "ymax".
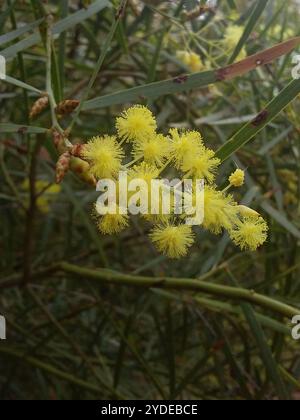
[
  {"xmin": 176, "ymin": 51, "xmax": 204, "ymax": 72},
  {"xmin": 169, "ymin": 128, "xmax": 203, "ymax": 169},
  {"xmin": 223, "ymin": 25, "xmax": 244, "ymax": 49},
  {"xmin": 82, "ymin": 135, "xmax": 124, "ymax": 179},
  {"xmin": 116, "ymin": 105, "xmax": 157, "ymax": 143},
  {"xmin": 150, "ymin": 223, "xmax": 194, "ymax": 259},
  {"xmin": 133, "ymin": 133, "xmax": 170, "ymax": 167},
  {"xmin": 127, "ymin": 162, "xmax": 159, "ymax": 215},
  {"xmin": 229, "ymin": 216, "xmax": 268, "ymax": 251},
  {"xmin": 128, "ymin": 161, "xmax": 159, "ymax": 184},
  {"xmin": 229, "ymin": 169, "xmax": 245, "ymax": 187},
  {"xmin": 98, "ymin": 213, "xmax": 129, "ymax": 235},
  {"xmin": 181, "ymin": 147, "xmax": 220, "ymax": 183},
  {"xmin": 188, "ymin": 52, "xmax": 204, "ymax": 72},
  {"xmin": 22, "ymin": 179, "xmax": 61, "ymax": 214},
  {"xmin": 271, "ymin": 24, "xmax": 294, "ymax": 39},
  {"xmin": 203, "ymin": 186, "xmax": 237, "ymax": 233},
  {"xmin": 236, "ymin": 48, "xmax": 247, "ymax": 61}
]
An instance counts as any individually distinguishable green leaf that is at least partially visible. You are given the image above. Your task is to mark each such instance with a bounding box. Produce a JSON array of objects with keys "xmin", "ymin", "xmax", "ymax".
[
  {"xmin": 216, "ymin": 78, "xmax": 300, "ymax": 162},
  {"xmin": 0, "ymin": 123, "xmax": 47, "ymax": 134},
  {"xmin": 260, "ymin": 201, "xmax": 300, "ymax": 239},
  {"xmin": 1, "ymin": 75, "xmax": 42, "ymax": 94},
  {"xmin": 0, "ymin": 346, "xmax": 105, "ymax": 395},
  {"xmin": 62, "ymin": 183, "xmax": 108, "ymax": 267},
  {"xmin": 68, "ymin": 0, "xmax": 128, "ymax": 131},
  {"xmin": 1, "ymin": 0, "xmax": 111, "ymax": 59},
  {"xmin": 229, "ymin": 0, "xmax": 269, "ymax": 64},
  {"xmin": 0, "ymin": 18, "xmax": 44, "ymax": 46},
  {"xmin": 228, "ymin": 273, "xmax": 289, "ymax": 399},
  {"xmin": 83, "ymin": 38, "xmax": 300, "ymax": 110}
]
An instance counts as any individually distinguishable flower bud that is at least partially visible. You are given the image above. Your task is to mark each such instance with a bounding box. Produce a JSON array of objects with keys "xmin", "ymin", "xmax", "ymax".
[
  {"xmin": 229, "ymin": 169, "xmax": 245, "ymax": 187},
  {"xmin": 56, "ymin": 152, "xmax": 71, "ymax": 183},
  {"xmin": 55, "ymin": 99, "xmax": 80, "ymax": 116},
  {"xmin": 69, "ymin": 157, "xmax": 96, "ymax": 186},
  {"xmin": 29, "ymin": 95, "xmax": 49, "ymax": 119}
]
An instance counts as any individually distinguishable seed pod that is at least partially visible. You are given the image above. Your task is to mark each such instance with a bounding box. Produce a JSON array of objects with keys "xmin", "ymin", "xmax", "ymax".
[
  {"xmin": 29, "ymin": 95, "xmax": 49, "ymax": 119},
  {"xmin": 56, "ymin": 151, "xmax": 71, "ymax": 184},
  {"xmin": 55, "ymin": 99, "xmax": 80, "ymax": 116},
  {"xmin": 70, "ymin": 157, "xmax": 96, "ymax": 186}
]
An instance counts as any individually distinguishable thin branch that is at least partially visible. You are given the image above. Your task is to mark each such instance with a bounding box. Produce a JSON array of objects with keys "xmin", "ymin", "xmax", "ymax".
[
  {"xmin": 68, "ymin": 0, "xmax": 128, "ymax": 133},
  {"xmin": 2, "ymin": 262, "xmax": 298, "ymax": 319}
]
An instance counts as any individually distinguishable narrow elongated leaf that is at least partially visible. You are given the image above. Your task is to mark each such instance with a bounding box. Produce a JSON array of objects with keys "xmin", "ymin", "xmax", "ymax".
[
  {"xmin": 0, "ymin": 123, "xmax": 47, "ymax": 134},
  {"xmin": 0, "ymin": 18, "xmax": 44, "ymax": 46},
  {"xmin": 241, "ymin": 304, "xmax": 289, "ymax": 399},
  {"xmin": 0, "ymin": 1, "xmax": 16, "ymax": 33},
  {"xmin": 229, "ymin": 0, "xmax": 269, "ymax": 64},
  {"xmin": 228, "ymin": 273, "xmax": 289, "ymax": 399},
  {"xmin": 83, "ymin": 38, "xmax": 300, "ymax": 110},
  {"xmin": 0, "ymin": 346, "xmax": 107, "ymax": 395},
  {"xmin": 1, "ymin": 0, "xmax": 111, "ymax": 59},
  {"xmin": 260, "ymin": 201, "xmax": 300, "ymax": 239},
  {"xmin": 1, "ymin": 75, "xmax": 42, "ymax": 94},
  {"xmin": 216, "ymin": 78, "xmax": 300, "ymax": 162}
]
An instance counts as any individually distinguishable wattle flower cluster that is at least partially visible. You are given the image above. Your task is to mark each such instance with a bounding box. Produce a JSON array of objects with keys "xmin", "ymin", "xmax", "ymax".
[{"xmin": 79, "ymin": 105, "xmax": 268, "ymax": 259}]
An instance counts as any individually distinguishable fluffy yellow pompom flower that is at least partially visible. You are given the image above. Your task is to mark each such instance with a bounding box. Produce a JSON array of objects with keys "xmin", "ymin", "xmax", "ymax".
[
  {"xmin": 128, "ymin": 161, "xmax": 159, "ymax": 184},
  {"xmin": 271, "ymin": 24, "xmax": 294, "ymax": 39},
  {"xmin": 203, "ymin": 186, "xmax": 237, "ymax": 233},
  {"xmin": 176, "ymin": 51, "xmax": 204, "ymax": 72},
  {"xmin": 150, "ymin": 223, "xmax": 195, "ymax": 259},
  {"xmin": 181, "ymin": 148, "xmax": 220, "ymax": 183},
  {"xmin": 82, "ymin": 135, "xmax": 124, "ymax": 179},
  {"xmin": 188, "ymin": 52, "xmax": 204, "ymax": 72},
  {"xmin": 128, "ymin": 162, "xmax": 160, "ymax": 214},
  {"xmin": 229, "ymin": 169, "xmax": 245, "ymax": 187},
  {"xmin": 133, "ymin": 134, "xmax": 170, "ymax": 167},
  {"xmin": 223, "ymin": 25, "xmax": 244, "ymax": 49},
  {"xmin": 22, "ymin": 180, "xmax": 61, "ymax": 214},
  {"xmin": 169, "ymin": 129, "xmax": 203, "ymax": 169},
  {"xmin": 230, "ymin": 216, "xmax": 268, "ymax": 251},
  {"xmin": 98, "ymin": 211, "xmax": 129, "ymax": 235},
  {"xmin": 116, "ymin": 105, "xmax": 157, "ymax": 143},
  {"xmin": 236, "ymin": 48, "xmax": 247, "ymax": 61}
]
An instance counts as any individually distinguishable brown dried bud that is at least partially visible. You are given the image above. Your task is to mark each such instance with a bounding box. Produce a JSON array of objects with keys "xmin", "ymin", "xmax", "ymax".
[
  {"xmin": 29, "ymin": 96, "xmax": 49, "ymax": 119},
  {"xmin": 55, "ymin": 99, "xmax": 80, "ymax": 116},
  {"xmin": 52, "ymin": 130, "xmax": 68, "ymax": 154},
  {"xmin": 56, "ymin": 151, "xmax": 71, "ymax": 183},
  {"xmin": 183, "ymin": 5, "xmax": 215, "ymax": 21},
  {"xmin": 70, "ymin": 144, "xmax": 85, "ymax": 158}
]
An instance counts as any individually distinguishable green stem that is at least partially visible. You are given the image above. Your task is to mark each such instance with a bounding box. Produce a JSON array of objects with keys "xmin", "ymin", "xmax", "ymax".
[
  {"xmin": 0, "ymin": 346, "xmax": 112, "ymax": 396},
  {"xmin": 158, "ymin": 157, "xmax": 173, "ymax": 175},
  {"xmin": 53, "ymin": 262, "xmax": 300, "ymax": 319},
  {"xmin": 45, "ymin": 15, "xmax": 64, "ymax": 135},
  {"xmin": 2, "ymin": 262, "xmax": 299, "ymax": 319},
  {"xmin": 123, "ymin": 156, "xmax": 142, "ymax": 168},
  {"xmin": 68, "ymin": 0, "xmax": 128, "ymax": 133}
]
